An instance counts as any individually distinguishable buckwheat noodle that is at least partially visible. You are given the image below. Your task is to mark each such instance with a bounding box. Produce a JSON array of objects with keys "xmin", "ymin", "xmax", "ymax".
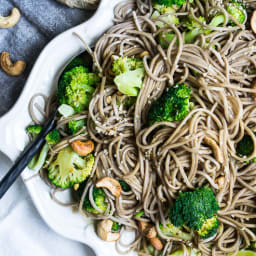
[{"xmin": 27, "ymin": 0, "xmax": 256, "ymax": 255}]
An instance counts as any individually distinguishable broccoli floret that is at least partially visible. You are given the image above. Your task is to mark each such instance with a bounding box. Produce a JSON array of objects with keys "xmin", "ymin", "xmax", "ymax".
[
  {"xmin": 112, "ymin": 56, "xmax": 143, "ymax": 76},
  {"xmin": 45, "ymin": 129, "xmax": 60, "ymax": 145},
  {"xmin": 169, "ymin": 186, "xmax": 219, "ymax": 239},
  {"xmin": 236, "ymin": 133, "xmax": 256, "ymax": 163},
  {"xmin": 26, "ymin": 125, "xmax": 42, "ymax": 138},
  {"xmin": 48, "ymin": 146, "xmax": 94, "ymax": 188},
  {"xmin": 68, "ymin": 120, "xmax": 86, "ymax": 135},
  {"xmin": 167, "ymin": 248, "xmax": 200, "ymax": 256},
  {"xmin": 112, "ymin": 57, "xmax": 145, "ymax": 96},
  {"xmin": 237, "ymin": 134, "xmax": 254, "ymax": 156},
  {"xmin": 151, "ymin": 5, "xmax": 179, "ymax": 28},
  {"xmin": 57, "ymin": 66, "xmax": 99, "ymax": 113},
  {"xmin": 112, "ymin": 222, "xmax": 121, "ymax": 232},
  {"xmin": 147, "ymin": 84, "xmax": 193, "ymax": 125},
  {"xmin": 83, "ymin": 187, "xmax": 108, "ymax": 214},
  {"xmin": 160, "ymin": 220, "xmax": 193, "ymax": 241},
  {"xmin": 159, "ymin": 32, "xmax": 176, "ymax": 49},
  {"xmin": 184, "ymin": 16, "xmax": 206, "ymax": 44},
  {"xmin": 119, "ymin": 180, "xmax": 131, "ymax": 192},
  {"xmin": 226, "ymin": 2, "xmax": 246, "ymax": 25},
  {"xmin": 197, "ymin": 215, "xmax": 219, "ymax": 239},
  {"xmin": 135, "ymin": 210, "xmax": 145, "ymax": 218},
  {"xmin": 153, "ymin": 0, "xmax": 186, "ymax": 7}
]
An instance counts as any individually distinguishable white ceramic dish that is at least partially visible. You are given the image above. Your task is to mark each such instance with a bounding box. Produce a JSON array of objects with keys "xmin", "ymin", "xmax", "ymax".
[{"xmin": 0, "ymin": 1, "xmax": 136, "ymax": 255}]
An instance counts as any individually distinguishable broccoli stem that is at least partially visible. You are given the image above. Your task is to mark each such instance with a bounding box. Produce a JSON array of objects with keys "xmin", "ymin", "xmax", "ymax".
[
  {"xmin": 184, "ymin": 28, "xmax": 202, "ymax": 44},
  {"xmin": 184, "ymin": 14, "xmax": 225, "ymax": 44},
  {"xmin": 28, "ymin": 144, "xmax": 49, "ymax": 172}
]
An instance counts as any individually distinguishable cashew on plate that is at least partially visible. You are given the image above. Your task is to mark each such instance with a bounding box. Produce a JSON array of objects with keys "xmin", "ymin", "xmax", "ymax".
[
  {"xmin": 96, "ymin": 177, "xmax": 122, "ymax": 198},
  {"xmin": 0, "ymin": 8, "xmax": 21, "ymax": 28},
  {"xmin": 0, "ymin": 52, "xmax": 26, "ymax": 76},
  {"xmin": 97, "ymin": 219, "xmax": 120, "ymax": 242}
]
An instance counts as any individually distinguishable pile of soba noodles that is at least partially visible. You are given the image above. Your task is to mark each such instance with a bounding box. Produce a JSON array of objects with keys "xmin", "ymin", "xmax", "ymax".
[{"xmin": 28, "ymin": 0, "xmax": 256, "ymax": 255}]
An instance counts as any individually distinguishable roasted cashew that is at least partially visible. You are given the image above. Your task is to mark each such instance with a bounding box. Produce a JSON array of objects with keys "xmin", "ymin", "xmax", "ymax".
[
  {"xmin": 251, "ymin": 10, "xmax": 256, "ymax": 34},
  {"xmin": 138, "ymin": 221, "xmax": 163, "ymax": 251},
  {"xmin": 96, "ymin": 177, "xmax": 122, "ymax": 198},
  {"xmin": 0, "ymin": 52, "xmax": 26, "ymax": 76},
  {"xmin": 0, "ymin": 8, "xmax": 21, "ymax": 28},
  {"xmin": 203, "ymin": 137, "xmax": 224, "ymax": 163},
  {"xmin": 97, "ymin": 219, "xmax": 120, "ymax": 242},
  {"xmin": 71, "ymin": 140, "xmax": 94, "ymax": 156}
]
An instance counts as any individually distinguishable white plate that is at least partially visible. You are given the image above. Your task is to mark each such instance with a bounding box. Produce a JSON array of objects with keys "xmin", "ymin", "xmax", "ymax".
[{"xmin": 0, "ymin": 1, "xmax": 136, "ymax": 255}]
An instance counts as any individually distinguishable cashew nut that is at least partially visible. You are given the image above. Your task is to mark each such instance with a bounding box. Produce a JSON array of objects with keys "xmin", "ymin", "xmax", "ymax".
[
  {"xmin": 138, "ymin": 221, "xmax": 149, "ymax": 232},
  {"xmin": 146, "ymin": 226, "xmax": 157, "ymax": 239},
  {"xmin": 149, "ymin": 237, "xmax": 163, "ymax": 251},
  {"xmin": 96, "ymin": 177, "xmax": 122, "ymax": 198},
  {"xmin": 251, "ymin": 10, "xmax": 256, "ymax": 34},
  {"xmin": 0, "ymin": 52, "xmax": 26, "ymax": 76},
  {"xmin": 252, "ymin": 79, "xmax": 256, "ymax": 101},
  {"xmin": 203, "ymin": 137, "xmax": 224, "ymax": 163},
  {"xmin": 215, "ymin": 176, "xmax": 225, "ymax": 190},
  {"xmin": 97, "ymin": 219, "xmax": 120, "ymax": 242},
  {"xmin": 138, "ymin": 221, "xmax": 163, "ymax": 251},
  {"xmin": 71, "ymin": 140, "xmax": 94, "ymax": 156},
  {"xmin": 0, "ymin": 8, "xmax": 21, "ymax": 28}
]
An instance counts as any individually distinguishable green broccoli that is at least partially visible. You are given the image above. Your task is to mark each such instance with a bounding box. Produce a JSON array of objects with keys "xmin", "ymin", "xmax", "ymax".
[
  {"xmin": 112, "ymin": 56, "xmax": 143, "ymax": 76},
  {"xmin": 26, "ymin": 125, "xmax": 42, "ymax": 137},
  {"xmin": 112, "ymin": 56, "xmax": 145, "ymax": 96},
  {"xmin": 167, "ymin": 248, "xmax": 200, "ymax": 256},
  {"xmin": 27, "ymin": 127, "xmax": 61, "ymax": 172},
  {"xmin": 112, "ymin": 222, "xmax": 121, "ymax": 232},
  {"xmin": 45, "ymin": 129, "xmax": 60, "ymax": 145},
  {"xmin": 135, "ymin": 210, "xmax": 145, "ymax": 218},
  {"xmin": 236, "ymin": 132, "xmax": 256, "ymax": 162},
  {"xmin": 159, "ymin": 220, "xmax": 193, "ymax": 241},
  {"xmin": 68, "ymin": 120, "xmax": 86, "ymax": 135},
  {"xmin": 57, "ymin": 66, "xmax": 100, "ymax": 113},
  {"xmin": 197, "ymin": 215, "xmax": 219, "ymax": 239},
  {"xmin": 48, "ymin": 146, "xmax": 94, "ymax": 188},
  {"xmin": 226, "ymin": 1, "xmax": 246, "ymax": 25},
  {"xmin": 184, "ymin": 16, "xmax": 207, "ymax": 44},
  {"xmin": 158, "ymin": 32, "xmax": 176, "ymax": 49},
  {"xmin": 151, "ymin": 4, "xmax": 179, "ymax": 28},
  {"xmin": 83, "ymin": 187, "xmax": 108, "ymax": 214},
  {"xmin": 153, "ymin": 0, "xmax": 186, "ymax": 7},
  {"xmin": 183, "ymin": 2, "xmax": 245, "ymax": 44},
  {"xmin": 169, "ymin": 186, "xmax": 219, "ymax": 239},
  {"xmin": 147, "ymin": 84, "xmax": 193, "ymax": 125},
  {"xmin": 119, "ymin": 180, "xmax": 131, "ymax": 192}
]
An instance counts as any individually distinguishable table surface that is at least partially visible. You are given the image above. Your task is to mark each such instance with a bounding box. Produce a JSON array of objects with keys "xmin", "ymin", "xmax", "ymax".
[{"xmin": 0, "ymin": 0, "xmax": 95, "ymax": 255}]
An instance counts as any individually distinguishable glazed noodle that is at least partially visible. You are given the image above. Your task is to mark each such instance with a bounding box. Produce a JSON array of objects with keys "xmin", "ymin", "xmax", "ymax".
[{"xmin": 27, "ymin": 0, "xmax": 256, "ymax": 255}]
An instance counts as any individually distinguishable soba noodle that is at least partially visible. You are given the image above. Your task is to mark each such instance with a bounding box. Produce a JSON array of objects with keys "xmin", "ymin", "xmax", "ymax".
[{"xmin": 28, "ymin": 0, "xmax": 256, "ymax": 255}]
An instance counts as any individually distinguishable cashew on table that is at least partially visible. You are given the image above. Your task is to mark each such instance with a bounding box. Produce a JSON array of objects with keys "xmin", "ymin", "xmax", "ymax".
[
  {"xmin": 0, "ymin": 52, "xmax": 26, "ymax": 76},
  {"xmin": 0, "ymin": 8, "xmax": 20, "ymax": 28}
]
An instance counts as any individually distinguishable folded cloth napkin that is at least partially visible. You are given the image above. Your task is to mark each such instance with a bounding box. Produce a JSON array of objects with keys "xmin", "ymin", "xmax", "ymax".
[{"xmin": 0, "ymin": 0, "xmax": 95, "ymax": 255}]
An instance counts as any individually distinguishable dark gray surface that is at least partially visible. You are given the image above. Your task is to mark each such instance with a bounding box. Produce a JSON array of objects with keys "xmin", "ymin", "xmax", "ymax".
[{"xmin": 0, "ymin": 0, "xmax": 94, "ymax": 116}]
